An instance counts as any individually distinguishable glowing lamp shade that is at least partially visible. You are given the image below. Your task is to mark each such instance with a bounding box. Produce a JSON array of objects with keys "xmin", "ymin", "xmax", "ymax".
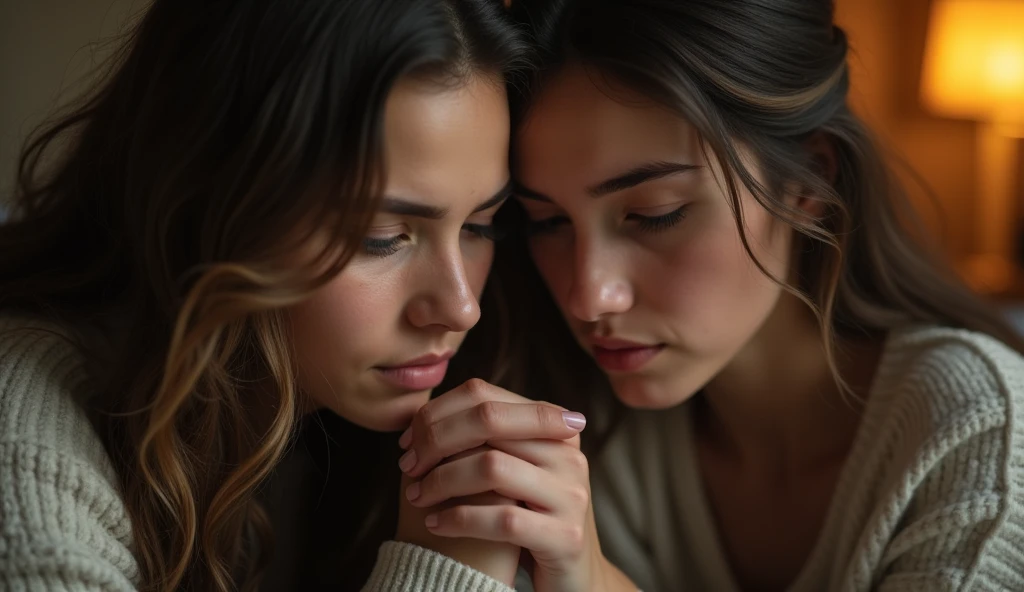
[{"xmin": 921, "ymin": 0, "xmax": 1024, "ymax": 131}]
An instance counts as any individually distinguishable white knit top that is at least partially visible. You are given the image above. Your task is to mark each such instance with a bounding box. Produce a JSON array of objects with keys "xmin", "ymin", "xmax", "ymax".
[
  {"xmin": 2, "ymin": 316, "xmax": 1023, "ymax": 591},
  {"xmin": 588, "ymin": 325, "xmax": 1024, "ymax": 591}
]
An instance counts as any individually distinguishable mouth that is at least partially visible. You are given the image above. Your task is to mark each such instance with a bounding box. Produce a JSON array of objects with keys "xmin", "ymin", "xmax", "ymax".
[
  {"xmin": 589, "ymin": 337, "xmax": 665, "ymax": 373},
  {"xmin": 374, "ymin": 351, "xmax": 455, "ymax": 392}
]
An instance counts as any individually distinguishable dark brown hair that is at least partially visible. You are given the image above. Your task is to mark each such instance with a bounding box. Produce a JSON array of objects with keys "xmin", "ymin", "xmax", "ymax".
[
  {"xmin": 499, "ymin": 0, "xmax": 1024, "ymax": 428},
  {"xmin": 0, "ymin": 0, "xmax": 528, "ymax": 589}
]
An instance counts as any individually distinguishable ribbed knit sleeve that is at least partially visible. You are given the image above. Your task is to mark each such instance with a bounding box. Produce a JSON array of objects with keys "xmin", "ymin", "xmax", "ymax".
[
  {"xmin": 363, "ymin": 542, "xmax": 517, "ymax": 592},
  {"xmin": 0, "ymin": 318, "xmax": 139, "ymax": 591},
  {"xmin": 870, "ymin": 331, "xmax": 1024, "ymax": 591}
]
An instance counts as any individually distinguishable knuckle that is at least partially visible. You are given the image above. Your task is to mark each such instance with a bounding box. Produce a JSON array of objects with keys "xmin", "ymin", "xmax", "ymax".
[
  {"xmin": 422, "ymin": 465, "xmax": 444, "ymax": 493},
  {"xmin": 423, "ymin": 420, "xmax": 445, "ymax": 451},
  {"xmin": 536, "ymin": 404, "xmax": 561, "ymax": 430},
  {"xmin": 449, "ymin": 505, "xmax": 473, "ymax": 529},
  {"xmin": 480, "ymin": 449, "xmax": 507, "ymax": 482},
  {"xmin": 475, "ymin": 400, "xmax": 503, "ymax": 429},
  {"xmin": 462, "ymin": 378, "xmax": 490, "ymax": 401},
  {"xmin": 567, "ymin": 450, "xmax": 589, "ymax": 475},
  {"xmin": 498, "ymin": 506, "xmax": 521, "ymax": 537},
  {"xmin": 567, "ymin": 485, "xmax": 590, "ymax": 508},
  {"xmin": 564, "ymin": 524, "xmax": 585, "ymax": 553},
  {"xmin": 417, "ymin": 402, "xmax": 439, "ymax": 427}
]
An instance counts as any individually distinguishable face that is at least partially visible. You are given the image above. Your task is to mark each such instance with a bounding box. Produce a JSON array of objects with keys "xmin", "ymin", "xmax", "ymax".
[
  {"xmin": 291, "ymin": 74, "xmax": 510, "ymax": 432},
  {"xmin": 515, "ymin": 65, "xmax": 796, "ymax": 409}
]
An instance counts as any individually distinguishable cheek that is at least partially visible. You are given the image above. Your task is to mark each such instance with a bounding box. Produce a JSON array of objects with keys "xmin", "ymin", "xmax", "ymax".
[
  {"xmin": 645, "ymin": 211, "xmax": 783, "ymax": 332},
  {"xmin": 290, "ymin": 271, "xmax": 393, "ymax": 381}
]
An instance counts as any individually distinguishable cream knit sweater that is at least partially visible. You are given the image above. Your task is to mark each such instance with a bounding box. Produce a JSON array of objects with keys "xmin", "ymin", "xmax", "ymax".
[
  {"xmin": 0, "ymin": 316, "xmax": 508, "ymax": 591},
  {"xmin": 2, "ymin": 316, "xmax": 1023, "ymax": 591}
]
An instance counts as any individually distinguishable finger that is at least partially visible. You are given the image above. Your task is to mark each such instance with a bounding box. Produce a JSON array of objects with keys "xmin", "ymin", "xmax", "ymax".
[
  {"xmin": 425, "ymin": 504, "xmax": 585, "ymax": 560},
  {"xmin": 407, "ymin": 448, "xmax": 586, "ymax": 514},
  {"xmin": 401, "ymin": 401, "xmax": 587, "ymax": 477},
  {"xmin": 400, "ymin": 379, "xmax": 561, "ymax": 449},
  {"xmin": 487, "ymin": 438, "xmax": 587, "ymax": 475},
  {"xmin": 403, "ymin": 380, "xmax": 529, "ymax": 448}
]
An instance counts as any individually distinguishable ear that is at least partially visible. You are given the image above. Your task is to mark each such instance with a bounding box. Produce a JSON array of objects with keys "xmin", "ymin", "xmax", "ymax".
[{"xmin": 790, "ymin": 131, "xmax": 838, "ymax": 219}]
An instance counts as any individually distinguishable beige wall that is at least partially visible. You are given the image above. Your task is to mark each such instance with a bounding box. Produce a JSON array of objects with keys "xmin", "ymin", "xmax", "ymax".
[{"xmin": 0, "ymin": 0, "xmax": 141, "ymax": 204}]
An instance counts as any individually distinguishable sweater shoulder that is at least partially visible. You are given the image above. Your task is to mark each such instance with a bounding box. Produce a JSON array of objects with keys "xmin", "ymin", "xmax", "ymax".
[
  {"xmin": 0, "ymin": 315, "xmax": 115, "ymax": 474},
  {"xmin": 0, "ymin": 315, "xmax": 139, "ymax": 588},
  {"xmin": 875, "ymin": 326, "xmax": 1024, "ymax": 432},
  {"xmin": 849, "ymin": 327, "xmax": 1024, "ymax": 589}
]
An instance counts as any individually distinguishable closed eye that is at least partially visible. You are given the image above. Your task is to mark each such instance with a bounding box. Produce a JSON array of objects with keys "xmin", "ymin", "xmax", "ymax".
[
  {"xmin": 626, "ymin": 204, "xmax": 688, "ymax": 234},
  {"xmin": 362, "ymin": 234, "xmax": 409, "ymax": 258}
]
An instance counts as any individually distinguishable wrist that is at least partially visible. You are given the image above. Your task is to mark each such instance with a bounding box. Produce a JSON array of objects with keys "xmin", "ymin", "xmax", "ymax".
[
  {"xmin": 593, "ymin": 554, "xmax": 636, "ymax": 592},
  {"xmin": 396, "ymin": 474, "xmax": 521, "ymax": 585}
]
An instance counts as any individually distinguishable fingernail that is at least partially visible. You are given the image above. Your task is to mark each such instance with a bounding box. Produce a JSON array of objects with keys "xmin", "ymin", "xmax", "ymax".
[
  {"xmin": 405, "ymin": 482, "xmax": 421, "ymax": 501},
  {"xmin": 562, "ymin": 411, "xmax": 587, "ymax": 431},
  {"xmin": 399, "ymin": 450, "xmax": 417, "ymax": 473},
  {"xmin": 399, "ymin": 428, "xmax": 412, "ymax": 449},
  {"xmin": 425, "ymin": 513, "xmax": 438, "ymax": 528}
]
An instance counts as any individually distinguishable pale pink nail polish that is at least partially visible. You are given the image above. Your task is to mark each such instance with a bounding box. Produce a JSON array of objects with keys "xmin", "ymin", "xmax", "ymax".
[
  {"xmin": 425, "ymin": 513, "xmax": 438, "ymax": 528},
  {"xmin": 406, "ymin": 482, "xmax": 421, "ymax": 501},
  {"xmin": 398, "ymin": 428, "xmax": 412, "ymax": 449},
  {"xmin": 562, "ymin": 411, "xmax": 587, "ymax": 430}
]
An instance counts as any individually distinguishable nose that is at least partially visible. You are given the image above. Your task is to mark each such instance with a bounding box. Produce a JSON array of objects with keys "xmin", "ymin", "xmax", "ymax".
[
  {"xmin": 566, "ymin": 237, "xmax": 634, "ymax": 322},
  {"xmin": 405, "ymin": 248, "xmax": 482, "ymax": 332}
]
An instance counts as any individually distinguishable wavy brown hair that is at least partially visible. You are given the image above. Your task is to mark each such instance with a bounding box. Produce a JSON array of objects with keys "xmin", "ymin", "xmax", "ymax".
[
  {"xmin": 0, "ymin": 0, "xmax": 528, "ymax": 590},
  {"xmin": 499, "ymin": 0, "xmax": 1024, "ymax": 429}
]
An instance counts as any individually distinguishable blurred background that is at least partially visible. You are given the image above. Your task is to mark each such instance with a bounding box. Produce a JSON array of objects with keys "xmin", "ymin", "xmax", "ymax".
[{"xmin": 1, "ymin": 0, "xmax": 1022, "ymax": 294}]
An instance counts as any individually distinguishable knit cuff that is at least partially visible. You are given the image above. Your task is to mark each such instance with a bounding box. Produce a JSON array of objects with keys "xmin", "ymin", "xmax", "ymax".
[{"xmin": 362, "ymin": 541, "xmax": 516, "ymax": 592}]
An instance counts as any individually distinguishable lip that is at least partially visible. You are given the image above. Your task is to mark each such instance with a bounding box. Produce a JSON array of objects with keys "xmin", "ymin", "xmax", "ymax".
[
  {"xmin": 388, "ymin": 351, "xmax": 455, "ymax": 368},
  {"xmin": 589, "ymin": 337, "xmax": 664, "ymax": 372},
  {"xmin": 375, "ymin": 351, "xmax": 454, "ymax": 391},
  {"xmin": 590, "ymin": 336, "xmax": 655, "ymax": 350}
]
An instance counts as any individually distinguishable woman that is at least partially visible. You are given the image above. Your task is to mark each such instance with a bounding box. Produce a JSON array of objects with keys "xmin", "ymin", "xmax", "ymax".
[
  {"xmin": 0, "ymin": 0, "xmax": 561, "ymax": 590},
  {"xmin": 397, "ymin": 0, "xmax": 1024, "ymax": 590}
]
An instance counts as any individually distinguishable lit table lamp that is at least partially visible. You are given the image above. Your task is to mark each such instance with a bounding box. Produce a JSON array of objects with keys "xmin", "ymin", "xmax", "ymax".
[{"xmin": 921, "ymin": 0, "xmax": 1024, "ymax": 292}]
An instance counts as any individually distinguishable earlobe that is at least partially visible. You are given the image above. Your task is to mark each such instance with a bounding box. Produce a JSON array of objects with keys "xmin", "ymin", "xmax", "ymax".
[
  {"xmin": 795, "ymin": 192, "xmax": 826, "ymax": 221},
  {"xmin": 805, "ymin": 131, "xmax": 839, "ymax": 186},
  {"xmin": 793, "ymin": 131, "xmax": 839, "ymax": 220}
]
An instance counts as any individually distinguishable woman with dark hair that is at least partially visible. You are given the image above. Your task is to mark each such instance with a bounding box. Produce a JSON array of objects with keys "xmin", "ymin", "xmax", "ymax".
[
  {"xmin": 397, "ymin": 0, "xmax": 1024, "ymax": 590},
  {"xmin": 0, "ymin": 0, "xmax": 566, "ymax": 590}
]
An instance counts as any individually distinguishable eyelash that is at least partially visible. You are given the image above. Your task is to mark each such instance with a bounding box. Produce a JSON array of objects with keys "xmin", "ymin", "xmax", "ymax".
[
  {"xmin": 361, "ymin": 224, "xmax": 504, "ymax": 258},
  {"xmin": 362, "ymin": 236, "xmax": 407, "ymax": 258},
  {"xmin": 628, "ymin": 205, "xmax": 688, "ymax": 234},
  {"xmin": 526, "ymin": 205, "xmax": 689, "ymax": 236}
]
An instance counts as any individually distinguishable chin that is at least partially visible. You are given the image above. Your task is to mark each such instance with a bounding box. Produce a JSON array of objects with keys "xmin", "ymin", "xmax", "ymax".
[
  {"xmin": 333, "ymin": 390, "xmax": 432, "ymax": 432},
  {"xmin": 610, "ymin": 374, "xmax": 702, "ymax": 410}
]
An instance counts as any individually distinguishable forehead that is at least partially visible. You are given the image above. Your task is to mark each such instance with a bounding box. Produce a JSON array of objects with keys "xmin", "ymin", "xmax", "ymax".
[
  {"xmin": 384, "ymin": 75, "xmax": 510, "ymax": 207},
  {"xmin": 515, "ymin": 65, "xmax": 702, "ymax": 190}
]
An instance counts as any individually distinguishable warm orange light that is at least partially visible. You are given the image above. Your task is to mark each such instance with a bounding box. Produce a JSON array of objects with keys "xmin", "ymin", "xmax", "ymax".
[{"xmin": 922, "ymin": 0, "xmax": 1024, "ymax": 129}]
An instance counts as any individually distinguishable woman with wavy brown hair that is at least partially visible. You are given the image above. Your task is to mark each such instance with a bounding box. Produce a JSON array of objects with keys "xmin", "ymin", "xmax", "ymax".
[
  {"xmin": 0, "ymin": 0, "xmax": 575, "ymax": 590},
  {"xmin": 391, "ymin": 0, "xmax": 1024, "ymax": 590}
]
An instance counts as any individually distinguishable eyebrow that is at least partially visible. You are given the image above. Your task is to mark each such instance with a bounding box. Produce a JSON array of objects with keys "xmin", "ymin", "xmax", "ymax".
[
  {"xmin": 514, "ymin": 161, "xmax": 701, "ymax": 203},
  {"xmin": 381, "ymin": 179, "xmax": 512, "ymax": 219}
]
